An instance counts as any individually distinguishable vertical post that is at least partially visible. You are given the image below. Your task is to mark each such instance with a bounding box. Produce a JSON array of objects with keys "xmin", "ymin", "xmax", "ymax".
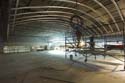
[
  {"xmin": 103, "ymin": 35, "xmax": 107, "ymax": 59},
  {"xmin": 123, "ymin": 20, "xmax": 125, "ymax": 70},
  {"xmin": 65, "ymin": 33, "xmax": 67, "ymax": 59},
  {"xmin": 7, "ymin": 0, "xmax": 13, "ymax": 41},
  {"xmin": 116, "ymin": 0, "xmax": 125, "ymax": 70},
  {"xmin": 0, "ymin": 0, "xmax": 10, "ymax": 42},
  {"xmin": 0, "ymin": 0, "xmax": 10, "ymax": 53},
  {"xmin": 84, "ymin": 53, "xmax": 87, "ymax": 62},
  {"xmin": 11, "ymin": 0, "xmax": 20, "ymax": 34},
  {"xmin": 90, "ymin": 35, "xmax": 95, "ymax": 51}
]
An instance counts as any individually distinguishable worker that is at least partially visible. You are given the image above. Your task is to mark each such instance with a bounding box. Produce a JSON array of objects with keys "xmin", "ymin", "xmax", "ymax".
[
  {"xmin": 75, "ymin": 29, "xmax": 82, "ymax": 48},
  {"xmin": 70, "ymin": 15, "xmax": 83, "ymax": 48},
  {"xmin": 89, "ymin": 36, "xmax": 95, "ymax": 50}
]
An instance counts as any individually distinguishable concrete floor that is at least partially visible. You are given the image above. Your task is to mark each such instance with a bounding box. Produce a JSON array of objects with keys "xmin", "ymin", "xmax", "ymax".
[{"xmin": 0, "ymin": 50, "xmax": 125, "ymax": 83}]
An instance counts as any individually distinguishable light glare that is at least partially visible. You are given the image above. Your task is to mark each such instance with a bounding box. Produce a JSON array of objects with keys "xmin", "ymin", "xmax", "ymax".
[{"xmin": 48, "ymin": 50, "xmax": 65, "ymax": 57}]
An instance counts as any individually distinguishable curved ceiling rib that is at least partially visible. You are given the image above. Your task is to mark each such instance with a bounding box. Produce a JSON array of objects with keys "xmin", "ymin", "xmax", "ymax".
[
  {"xmin": 11, "ymin": 11, "xmax": 93, "ymax": 24},
  {"xmin": 111, "ymin": 0, "xmax": 124, "ymax": 21},
  {"xmin": 14, "ymin": 20, "xmax": 70, "ymax": 31},
  {"xmin": 10, "ymin": 15, "xmax": 97, "ymax": 35},
  {"xmin": 10, "ymin": 11, "xmax": 101, "ymax": 35},
  {"xmin": 93, "ymin": 0, "xmax": 120, "ymax": 32},
  {"xmin": 10, "ymin": 11, "xmax": 100, "ymax": 34},
  {"xmin": 17, "ymin": 20, "xmax": 69, "ymax": 31},
  {"xmin": 52, "ymin": 0, "xmax": 111, "ymax": 33},
  {"xmin": 11, "ymin": 17, "xmax": 68, "ymax": 23},
  {"xmin": 11, "ymin": 6, "xmax": 105, "ymax": 34},
  {"xmin": 13, "ymin": 19, "xmax": 91, "ymax": 35},
  {"xmin": 53, "ymin": 0, "xmax": 104, "ymax": 21},
  {"xmin": 12, "ymin": 0, "xmax": 113, "ymax": 34},
  {"xmin": 13, "ymin": 15, "xmax": 71, "ymax": 20},
  {"xmin": 15, "ymin": 20, "xmax": 69, "ymax": 26},
  {"xmin": 10, "ymin": 11, "xmax": 73, "ymax": 16},
  {"xmin": 9, "ymin": 0, "xmax": 125, "ymax": 38},
  {"xmin": 13, "ymin": 18, "xmax": 116, "ymax": 37},
  {"xmin": 12, "ymin": 0, "xmax": 19, "ymax": 33}
]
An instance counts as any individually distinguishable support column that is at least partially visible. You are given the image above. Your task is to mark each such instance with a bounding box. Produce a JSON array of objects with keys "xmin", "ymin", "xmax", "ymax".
[
  {"xmin": 0, "ymin": 0, "xmax": 10, "ymax": 53},
  {"xmin": 123, "ymin": 21, "xmax": 125, "ymax": 70},
  {"xmin": 89, "ymin": 36, "xmax": 95, "ymax": 51},
  {"xmin": 119, "ymin": 0, "xmax": 125, "ymax": 70}
]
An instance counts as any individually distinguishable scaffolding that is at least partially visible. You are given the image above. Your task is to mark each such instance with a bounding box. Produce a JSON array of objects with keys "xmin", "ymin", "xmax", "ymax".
[
  {"xmin": 65, "ymin": 30, "xmax": 84, "ymax": 60},
  {"xmin": 65, "ymin": 33, "xmax": 125, "ymax": 71}
]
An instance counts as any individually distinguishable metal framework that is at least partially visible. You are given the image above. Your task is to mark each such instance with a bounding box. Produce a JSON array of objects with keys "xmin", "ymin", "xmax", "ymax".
[
  {"xmin": 11, "ymin": 6, "xmax": 105, "ymax": 34},
  {"xmin": 8, "ymin": 0, "xmax": 125, "ymax": 70},
  {"xmin": 9, "ymin": 0, "xmax": 125, "ymax": 35}
]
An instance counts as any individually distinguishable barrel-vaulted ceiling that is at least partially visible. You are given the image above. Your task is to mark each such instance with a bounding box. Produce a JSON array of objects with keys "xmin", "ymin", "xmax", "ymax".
[{"xmin": 9, "ymin": 0, "xmax": 125, "ymax": 39}]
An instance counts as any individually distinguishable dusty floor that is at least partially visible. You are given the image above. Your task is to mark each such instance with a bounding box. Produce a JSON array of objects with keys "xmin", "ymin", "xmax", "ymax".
[{"xmin": 0, "ymin": 50, "xmax": 125, "ymax": 83}]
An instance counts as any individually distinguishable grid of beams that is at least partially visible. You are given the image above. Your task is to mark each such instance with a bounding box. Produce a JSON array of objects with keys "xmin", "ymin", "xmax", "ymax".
[{"xmin": 9, "ymin": 0, "xmax": 125, "ymax": 37}]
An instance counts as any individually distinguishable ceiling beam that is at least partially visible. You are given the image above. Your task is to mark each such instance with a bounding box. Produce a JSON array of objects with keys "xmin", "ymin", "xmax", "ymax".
[
  {"xmin": 10, "ymin": 15, "xmax": 100, "ymax": 35},
  {"xmin": 11, "ymin": 6, "xmax": 105, "ymax": 34},
  {"xmin": 11, "ymin": 0, "xmax": 20, "ymax": 33},
  {"xmin": 93, "ymin": 0, "xmax": 120, "ymax": 32}
]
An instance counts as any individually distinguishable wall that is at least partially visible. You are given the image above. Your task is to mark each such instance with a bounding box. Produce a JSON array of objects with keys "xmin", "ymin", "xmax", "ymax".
[{"xmin": 3, "ymin": 46, "xmax": 31, "ymax": 53}]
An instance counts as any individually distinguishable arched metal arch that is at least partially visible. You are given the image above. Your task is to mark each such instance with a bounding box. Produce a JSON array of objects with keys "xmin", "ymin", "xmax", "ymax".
[
  {"xmin": 11, "ymin": 6, "xmax": 106, "ymax": 34},
  {"xmin": 19, "ymin": 19, "xmax": 106, "ymax": 36},
  {"xmin": 10, "ymin": 10, "xmax": 100, "ymax": 34},
  {"xmin": 53, "ymin": 0, "xmax": 104, "ymax": 20},
  {"xmin": 14, "ymin": 20, "xmax": 70, "ymax": 28},
  {"xmin": 10, "ymin": 11, "xmax": 94, "ymax": 25},
  {"xmin": 93, "ymin": 0, "xmax": 120, "ymax": 32},
  {"xmin": 10, "ymin": 15, "xmax": 95, "ymax": 33},
  {"xmin": 13, "ymin": 19, "xmax": 91, "ymax": 36},
  {"xmin": 111, "ymin": 0, "xmax": 124, "ymax": 22},
  {"xmin": 52, "ymin": 0, "xmax": 113, "ymax": 33}
]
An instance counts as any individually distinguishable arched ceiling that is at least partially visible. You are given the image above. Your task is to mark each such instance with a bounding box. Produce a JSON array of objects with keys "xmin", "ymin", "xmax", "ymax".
[{"xmin": 9, "ymin": 0, "xmax": 125, "ymax": 39}]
